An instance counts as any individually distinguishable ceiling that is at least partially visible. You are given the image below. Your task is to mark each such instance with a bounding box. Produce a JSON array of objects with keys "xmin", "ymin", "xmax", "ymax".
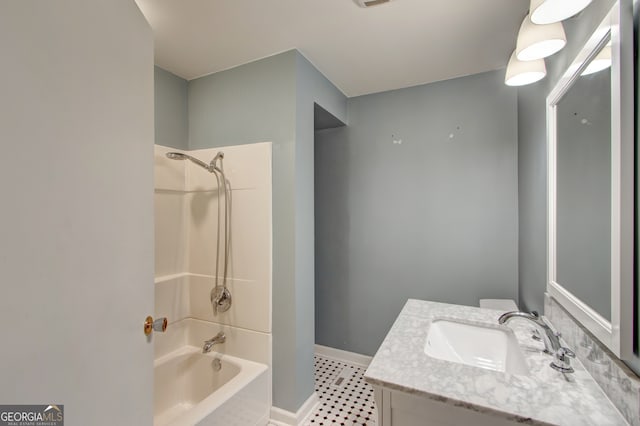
[{"xmin": 135, "ymin": 0, "xmax": 529, "ymax": 97}]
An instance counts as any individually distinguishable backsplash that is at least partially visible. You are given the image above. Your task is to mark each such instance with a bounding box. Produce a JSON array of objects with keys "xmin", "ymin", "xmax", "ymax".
[{"xmin": 545, "ymin": 294, "xmax": 640, "ymax": 425}]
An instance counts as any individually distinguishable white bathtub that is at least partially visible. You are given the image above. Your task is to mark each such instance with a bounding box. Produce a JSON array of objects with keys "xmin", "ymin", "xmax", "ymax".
[{"xmin": 154, "ymin": 346, "xmax": 269, "ymax": 426}]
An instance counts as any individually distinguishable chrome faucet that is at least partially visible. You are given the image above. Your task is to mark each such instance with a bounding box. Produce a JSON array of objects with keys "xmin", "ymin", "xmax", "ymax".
[
  {"xmin": 202, "ymin": 331, "xmax": 226, "ymax": 354},
  {"xmin": 498, "ymin": 311, "xmax": 561, "ymax": 353},
  {"xmin": 498, "ymin": 311, "xmax": 575, "ymax": 373}
]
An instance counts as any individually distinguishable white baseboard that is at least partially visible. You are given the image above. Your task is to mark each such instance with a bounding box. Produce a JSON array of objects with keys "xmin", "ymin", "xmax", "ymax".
[
  {"xmin": 269, "ymin": 392, "xmax": 319, "ymax": 426},
  {"xmin": 266, "ymin": 420, "xmax": 289, "ymax": 426},
  {"xmin": 314, "ymin": 344, "xmax": 372, "ymax": 368}
]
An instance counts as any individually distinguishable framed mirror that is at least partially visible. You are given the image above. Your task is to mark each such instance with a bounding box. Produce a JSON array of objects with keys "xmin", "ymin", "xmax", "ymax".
[{"xmin": 547, "ymin": 0, "xmax": 634, "ymax": 357}]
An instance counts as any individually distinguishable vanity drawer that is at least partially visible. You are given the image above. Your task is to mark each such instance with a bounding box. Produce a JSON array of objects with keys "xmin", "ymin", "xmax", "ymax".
[{"xmin": 388, "ymin": 390, "xmax": 522, "ymax": 426}]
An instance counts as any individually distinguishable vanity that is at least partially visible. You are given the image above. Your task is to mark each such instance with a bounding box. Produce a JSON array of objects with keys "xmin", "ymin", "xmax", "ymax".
[{"xmin": 364, "ymin": 299, "xmax": 627, "ymax": 426}]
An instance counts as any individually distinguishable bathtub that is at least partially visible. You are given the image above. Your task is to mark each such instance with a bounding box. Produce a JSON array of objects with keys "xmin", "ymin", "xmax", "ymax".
[{"xmin": 154, "ymin": 346, "xmax": 269, "ymax": 426}]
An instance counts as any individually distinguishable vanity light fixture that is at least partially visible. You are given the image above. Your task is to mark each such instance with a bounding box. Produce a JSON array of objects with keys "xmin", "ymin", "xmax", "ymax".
[
  {"xmin": 530, "ymin": 0, "xmax": 594, "ymax": 25},
  {"xmin": 516, "ymin": 15, "xmax": 567, "ymax": 61},
  {"xmin": 581, "ymin": 44, "xmax": 612, "ymax": 76},
  {"xmin": 505, "ymin": 50, "xmax": 547, "ymax": 86}
]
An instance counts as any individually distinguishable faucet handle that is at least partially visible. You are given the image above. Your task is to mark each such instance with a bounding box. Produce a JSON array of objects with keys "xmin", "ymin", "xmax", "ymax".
[
  {"xmin": 532, "ymin": 328, "xmax": 542, "ymax": 341},
  {"xmin": 550, "ymin": 347, "xmax": 576, "ymax": 374},
  {"xmin": 530, "ymin": 329, "xmax": 553, "ymax": 355},
  {"xmin": 558, "ymin": 347, "xmax": 575, "ymax": 358}
]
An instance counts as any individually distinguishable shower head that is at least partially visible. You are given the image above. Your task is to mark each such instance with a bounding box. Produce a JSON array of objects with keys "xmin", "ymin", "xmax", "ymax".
[
  {"xmin": 166, "ymin": 152, "xmax": 211, "ymax": 171},
  {"xmin": 166, "ymin": 152, "xmax": 188, "ymax": 160}
]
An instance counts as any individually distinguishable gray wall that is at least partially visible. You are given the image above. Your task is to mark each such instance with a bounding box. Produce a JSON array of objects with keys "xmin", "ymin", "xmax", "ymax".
[
  {"xmin": 187, "ymin": 50, "xmax": 348, "ymax": 412},
  {"xmin": 315, "ymin": 104, "xmax": 346, "ymax": 130},
  {"xmin": 155, "ymin": 66, "xmax": 188, "ymax": 150},
  {"xmin": 518, "ymin": 0, "xmax": 618, "ymax": 314},
  {"xmin": 189, "ymin": 52, "xmax": 297, "ymax": 150},
  {"xmin": 315, "ymin": 69, "xmax": 519, "ymax": 356},
  {"xmin": 294, "ymin": 52, "xmax": 348, "ymax": 408},
  {"xmin": 517, "ymin": 81, "xmax": 548, "ymax": 313}
]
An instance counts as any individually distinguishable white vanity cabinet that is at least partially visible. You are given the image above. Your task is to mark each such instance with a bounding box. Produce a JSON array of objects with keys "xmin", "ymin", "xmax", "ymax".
[{"xmin": 372, "ymin": 386, "xmax": 522, "ymax": 426}]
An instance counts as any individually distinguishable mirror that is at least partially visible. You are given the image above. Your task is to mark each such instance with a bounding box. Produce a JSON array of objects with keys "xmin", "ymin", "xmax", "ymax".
[
  {"xmin": 556, "ymin": 39, "xmax": 612, "ymax": 321},
  {"xmin": 547, "ymin": 0, "xmax": 634, "ymax": 358}
]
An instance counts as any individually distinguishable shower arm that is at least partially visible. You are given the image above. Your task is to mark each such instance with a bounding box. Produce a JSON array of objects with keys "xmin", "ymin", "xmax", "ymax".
[{"xmin": 186, "ymin": 155, "xmax": 211, "ymax": 171}]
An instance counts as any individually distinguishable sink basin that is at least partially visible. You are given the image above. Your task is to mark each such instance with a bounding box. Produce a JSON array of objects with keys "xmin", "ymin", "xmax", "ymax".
[{"xmin": 424, "ymin": 319, "xmax": 529, "ymax": 375}]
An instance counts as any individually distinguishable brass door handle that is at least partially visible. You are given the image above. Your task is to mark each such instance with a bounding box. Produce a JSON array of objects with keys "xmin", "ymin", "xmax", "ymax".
[{"xmin": 144, "ymin": 316, "xmax": 168, "ymax": 336}]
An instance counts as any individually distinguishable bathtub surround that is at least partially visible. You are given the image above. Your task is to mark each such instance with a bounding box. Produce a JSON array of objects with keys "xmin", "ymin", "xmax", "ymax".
[
  {"xmin": 154, "ymin": 142, "xmax": 272, "ymax": 334},
  {"xmin": 315, "ymin": 69, "xmax": 518, "ymax": 356},
  {"xmin": 0, "ymin": 1, "xmax": 155, "ymax": 424},
  {"xmin": 154, "ymin": 274, "xmax": 271, "ymax": 340},
  {"xmin": 187, "ymin": 50, "xmax": 349, "ymax": 415},
  {"xmin": 154, "ymin": 316, "xmax": 272, "ymax": 365}
]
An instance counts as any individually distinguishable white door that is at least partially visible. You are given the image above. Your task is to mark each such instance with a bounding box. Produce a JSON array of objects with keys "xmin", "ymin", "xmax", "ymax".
[{"xmin": 0, "ymin": 1, "xmax": 155, "ymax": 425}]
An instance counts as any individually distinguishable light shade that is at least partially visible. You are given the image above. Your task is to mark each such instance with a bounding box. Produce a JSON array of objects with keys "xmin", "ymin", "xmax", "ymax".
[
  {"xmin": 530, "ymin": 0, "xmax": 594, "ymax": 25},
  {"xmin": 581, "ymin": 45, "xmax": 612, "ymax": 76},
  {"xmin": 505, "ymin": 51, "xmax": 547, "ymax": 86},
  {"xmin": 516, "ymin": 15, "xmax": 566, "ymax": 61}
]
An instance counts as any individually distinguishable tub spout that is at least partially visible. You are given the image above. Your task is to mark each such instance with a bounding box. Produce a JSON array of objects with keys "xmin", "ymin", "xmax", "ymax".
[{"xmin": 202, "ymin": 332, "xmax": 226, "ymax": 354}]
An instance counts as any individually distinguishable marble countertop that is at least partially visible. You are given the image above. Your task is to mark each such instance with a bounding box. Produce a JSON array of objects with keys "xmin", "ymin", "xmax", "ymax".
[{"xmin": 364, "ymin": 299, "xmax": 627, "ymax": 426}]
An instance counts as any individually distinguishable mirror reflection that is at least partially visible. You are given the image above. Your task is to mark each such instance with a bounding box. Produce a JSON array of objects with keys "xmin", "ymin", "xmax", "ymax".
[{"xmin": 555, "ymin": 40, "xmax": 612, "ymax": 321}]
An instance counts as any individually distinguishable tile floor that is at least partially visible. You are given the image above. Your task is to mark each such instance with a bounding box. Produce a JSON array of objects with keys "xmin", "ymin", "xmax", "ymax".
[{"xmin": 303, "ymin": 354, "xmax": 378, "ymax": 426}]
